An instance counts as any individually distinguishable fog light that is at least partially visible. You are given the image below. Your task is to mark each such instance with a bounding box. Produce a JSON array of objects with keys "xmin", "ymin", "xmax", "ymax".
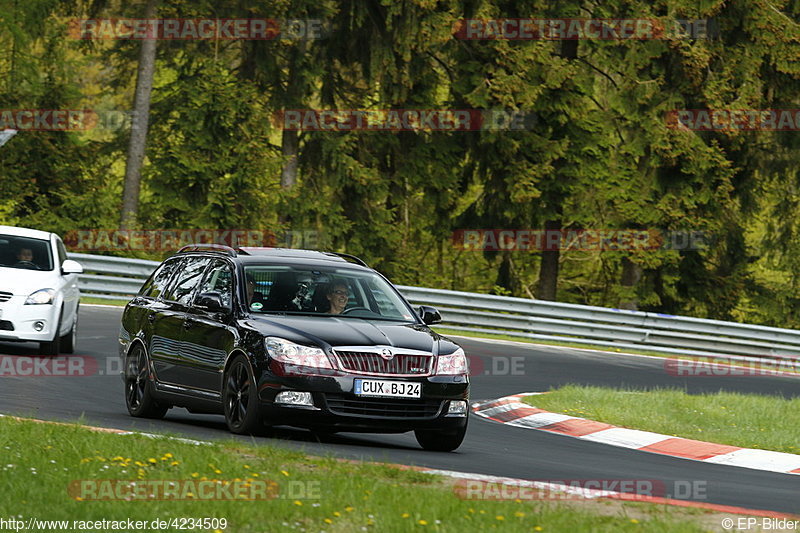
[
  {"xmin": 33, "ymin": 321, "xmax": 45, "ymax": 332},
  {"xmin": 447, "ymin": 400, "xmax": 468, "ymax": 416},
  {"xmin": 275, "ymin": 391, "xmax": 313, "ymax": 406}
]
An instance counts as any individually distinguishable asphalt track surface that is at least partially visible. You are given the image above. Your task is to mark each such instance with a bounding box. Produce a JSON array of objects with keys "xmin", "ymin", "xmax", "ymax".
[{"xmin": 1, "ymin": 306, "xmax": 798, "ymax": 514}]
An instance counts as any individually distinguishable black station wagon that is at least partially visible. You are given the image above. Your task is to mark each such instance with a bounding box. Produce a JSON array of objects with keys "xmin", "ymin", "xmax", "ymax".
[{"xmin": 119, "ymin": 246, "xmax": 470, "ymax": 451}]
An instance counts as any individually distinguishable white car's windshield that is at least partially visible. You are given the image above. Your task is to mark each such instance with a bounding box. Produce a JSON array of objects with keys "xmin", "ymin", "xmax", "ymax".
[
  {"xmin": 244, "ymin": 265, "xmax": 416, "ymax": 322},
  {"xmin": 0, "ymin": 234, "xmax": 53, "ymax": 271}
]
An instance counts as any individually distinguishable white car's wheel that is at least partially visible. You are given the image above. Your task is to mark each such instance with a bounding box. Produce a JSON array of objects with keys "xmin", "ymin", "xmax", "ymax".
[{"xmin": 60, "ymin": 306, "xmax": 78, "ymax": 354}]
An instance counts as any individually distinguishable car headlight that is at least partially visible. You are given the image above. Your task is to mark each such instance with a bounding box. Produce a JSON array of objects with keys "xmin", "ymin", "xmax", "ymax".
[
  {"xmin": 436, "ymin": 347, "xmax": 468, "ymax": 375},
  {"xmin": 265, "ymin": 337, "xmax": 333, "ymax": 369},
  {"xmin": 25, "ymin": 288, "xmax": 55, "ymax": 305}
]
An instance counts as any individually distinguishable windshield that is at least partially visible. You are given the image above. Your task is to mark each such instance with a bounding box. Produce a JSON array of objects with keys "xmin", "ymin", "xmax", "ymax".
[
  {"xmin": 0, "ymin": 234, "xmax": 54, "ymax": 271},
  {"xmin": 243, "ymin": 265, "xmax": 416, "ymax": 322}
]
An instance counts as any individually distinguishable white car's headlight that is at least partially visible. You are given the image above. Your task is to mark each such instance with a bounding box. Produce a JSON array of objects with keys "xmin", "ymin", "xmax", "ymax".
[
  {"xmin": 265, "ymin": 337, "xmax": 333, "ymax": 369},
  {"xmin": 436, "ymin": 347, "xmax": 469, "ymax": 375},
  {"xmin": 25, "ymin": 288, "xmax": 55, "ymax": 305}
]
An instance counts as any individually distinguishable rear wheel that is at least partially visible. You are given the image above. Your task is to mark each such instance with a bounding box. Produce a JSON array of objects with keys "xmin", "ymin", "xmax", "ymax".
[
  {"xmin": 125, "ymin": 344, "xmax": 168, "ymax": 419},
  {"xmin": 223, "ymin": 355, "xmax": 262, "ymax": 435},
  {"xmin": 60, "ymin": 306, "xmax": 78, "ymax": 354},
  {"xmin": 414, "ymin": 420, "xmax": 468, "ymax": 452}
]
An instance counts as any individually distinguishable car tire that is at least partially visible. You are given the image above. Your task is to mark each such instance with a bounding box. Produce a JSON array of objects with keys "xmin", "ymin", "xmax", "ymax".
[
  {"xmin": 60, "ymin": 306, "xmax": 78, "ymax": 354},
  {"xmin": 125, "ymin": 344, "xmax": 168, "ymax": 419},
  {"xmin": 223, "ymin": 355, "xmax": 263, "ymax": 435},
  {"xmin": 39, "ymin": 308, "xmax": 62, "ymax": 356},
  {"xmin": 414, "ymin": 420, "xmax": 468, "ymax": 452}
]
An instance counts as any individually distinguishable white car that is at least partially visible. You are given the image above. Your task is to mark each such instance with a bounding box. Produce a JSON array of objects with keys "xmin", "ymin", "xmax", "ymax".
[{"xmin": 0, "ymin": 225, "xmax": 83, "ymax": 355}]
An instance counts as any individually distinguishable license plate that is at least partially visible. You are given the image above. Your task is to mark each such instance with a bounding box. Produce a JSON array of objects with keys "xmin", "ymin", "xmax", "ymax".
[{"xmin": 354, "ymin": 379, "xmax": 421, "ymax": 399}]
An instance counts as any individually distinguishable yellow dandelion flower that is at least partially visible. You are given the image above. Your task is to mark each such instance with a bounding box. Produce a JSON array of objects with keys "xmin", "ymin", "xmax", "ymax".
[
  {"xmin": 148, "ymin": 458, "xmax": 157, "ymax": 464},
  {"xmin": 534, "ymin": 527, "xmax": 543, "ymax": 531},
  {"xmin": 170, "ymin": 461, "xmax": 179, "ymax": 466},
  {"xmin": 418, "ymin": 519, "xmax": 428, "ymax": 526},
  {"xmin": 514, "ymin": 512, "xmax": 525, "ymax": 518},
  {"xmin": 333, "ymin": 512, "xmax": 340, "ymax": 517},
  {"xmin": 630, "ymin": 519, "xmax": 639, "ymax": 524},
  {"xmin": 345, "ymin": 507, "xmax": 354, "ymax": 512},
  {"xmin": 293, "ymin": 500, "xmax": 303, "ymax": 506},
  {"xmin": 402, "ymin": 513, "xmax": 410, "ymax": 518},
  {"xmin": 191, "ymin": 473, "xmax": 199, "ymax": 478},
  {"xmin": 281, "ymin": 470, "xmax": 289, "ymax": 476},
  {"xmin": 496, "ymin": 516, "xmax": 505, "ymax": 521},
  {"xmin": 164, "ymin": 453, "xmax": 173, "ymax": 458},
  {"xmin": 324, "ymin": 519, "xmax": 333, "ymax": 524},
  {"xmin": 214, "ymin": 469, "xmax": 222, "ymax": 474}
]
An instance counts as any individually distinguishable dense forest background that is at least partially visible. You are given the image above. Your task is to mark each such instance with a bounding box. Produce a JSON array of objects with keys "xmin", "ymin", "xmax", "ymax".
[{"xmin": 2, "ymin": 0, "xmax": 800, "ymax": 326}]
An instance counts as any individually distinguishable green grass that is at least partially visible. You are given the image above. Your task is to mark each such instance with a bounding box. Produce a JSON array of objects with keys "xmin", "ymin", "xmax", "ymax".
[
  {"xmin": 81, "ymin": 296, "xmax": 131, "ymax": 307},
  {"xmin": 0, "ymin": 417, "xmax": 725, "ymax": 532},
  {"xmin": 433, "ymin": 327, "xmax": 685, "ymax": 359},
  {"xmin": 523, "ymin": 385, "xmax": 800, "ymax": 455}
]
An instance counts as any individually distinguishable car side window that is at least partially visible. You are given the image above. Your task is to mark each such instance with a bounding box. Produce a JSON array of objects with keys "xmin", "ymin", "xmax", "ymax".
[
  {"xmin": 56, "ymin": 239, "xmax": 68, "ymax": 266},
  {"xmin": 168, "ymin": 257, "xmax": 211, "ymax": 305},
  {"xmin": 140, "ymin": 259, "xmax": 182, "ymax": 299},
  {"xmin": 196, "ymin": 260, "xmax": 233, "ymax": 309}
]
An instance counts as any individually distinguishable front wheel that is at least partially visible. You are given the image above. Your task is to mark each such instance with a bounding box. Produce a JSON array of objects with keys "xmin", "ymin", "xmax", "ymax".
[
  {"xmin": 39, "ymin": 309, "xmax": 62, "ymax": 356},
  {"xmin": 125, "ymin": 344, "xmax": 168, "ymax": 419},
  {"xmin": 223, "ymin": 355, "xmax": 263, "ymax": 435},
  {"xmin": 414, "ymin": 420, "xmax": 468, "ymax": 452},
  {"xmin": 60, "ymin": 306, "xmax": 78, "ymax": 354}
]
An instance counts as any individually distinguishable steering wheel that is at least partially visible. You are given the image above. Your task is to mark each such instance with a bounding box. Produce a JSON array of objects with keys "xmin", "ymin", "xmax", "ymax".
[
  {"xmin": 341, "ymin": 306, "xmax": 373, "ymax": 315},
  {"xmin": 15, "ymin": 261, "xmax": 40, "ymax": 270}
]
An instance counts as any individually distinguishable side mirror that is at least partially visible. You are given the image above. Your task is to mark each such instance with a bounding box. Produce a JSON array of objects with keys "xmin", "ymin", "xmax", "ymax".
[
  {"xmin": 196, "ymin": 291, "xmax": 226, "ymax": 312},
  {"xmin": 61, "ymin": 259, "xmax": 83, "ymax": 275},
  {"xmin": 418, "ymin": 305, "xmax": 442, "ymax": 325}
]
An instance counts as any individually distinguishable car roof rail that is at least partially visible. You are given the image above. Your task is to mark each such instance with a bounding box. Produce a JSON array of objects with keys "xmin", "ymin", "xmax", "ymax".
[
  {"xmin": 326, "ymin": 252, "xmax": 368, "ymax": 267},
  {"xmin": 177, "ymin": 244, "xmax": 237, "ymax": 257}
]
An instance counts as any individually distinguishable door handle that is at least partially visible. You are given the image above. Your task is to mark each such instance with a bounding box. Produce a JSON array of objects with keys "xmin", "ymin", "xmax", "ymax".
[
  {"xmin": 183, "ymin": 320, "xmax": 193, "ymax": 330},
  {"xmin": 147, "ymin": 313, "xmax": 156, "ymax": 323}
]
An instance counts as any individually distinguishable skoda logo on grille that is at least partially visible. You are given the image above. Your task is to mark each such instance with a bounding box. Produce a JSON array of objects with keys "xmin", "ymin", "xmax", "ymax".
[{"xmin": 380, "ymin": 348, "xmax": 394, "ymax": 361}]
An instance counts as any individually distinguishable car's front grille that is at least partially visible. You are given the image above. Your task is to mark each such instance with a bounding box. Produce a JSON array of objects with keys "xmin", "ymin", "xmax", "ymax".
[
  {"xmin": 0, "ymin": 320, "xmax": 14, "ymax": 331},
  {"xmin": 325, "ymin": 394, "xmax": 443, "ymax": 419},
  {"xmin": 334, "ymin": 350, "xmax": 432, "ymax": 376},
  {"xmin": 0, "ymin": 292, "xmax": 12, "ymax": 303}
]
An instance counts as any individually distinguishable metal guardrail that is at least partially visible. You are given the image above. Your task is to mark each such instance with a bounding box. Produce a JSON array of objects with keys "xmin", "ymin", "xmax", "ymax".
[{"xmin": 69, "ymin": 253, "xmax": 800, "ymax": 365}]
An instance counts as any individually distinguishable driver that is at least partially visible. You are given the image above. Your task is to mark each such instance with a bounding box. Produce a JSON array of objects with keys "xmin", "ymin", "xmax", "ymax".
[
  {"xmin": 326, "ymin": 281, "xmax": 349, "ymax": 314},
  {"xmin": 16, "ymin": 247, "xmax": 33, "ymax": 264}
]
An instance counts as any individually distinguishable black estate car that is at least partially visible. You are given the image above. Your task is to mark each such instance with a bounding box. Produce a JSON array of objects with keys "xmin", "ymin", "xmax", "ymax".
[{"xmin": 119, "ymin": 245, "xmax": 470, "ymax": 451}]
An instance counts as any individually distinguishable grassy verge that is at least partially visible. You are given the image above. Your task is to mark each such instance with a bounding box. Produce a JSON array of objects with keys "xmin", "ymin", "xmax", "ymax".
[
  {"xmin": 81, "ymin": 297, "xmax": 130, "ymax": 307},
  {"xmin": 435, "ymin": 327, "xmax": 800, "ymax": 376},
  {"xmin": 0, "ymin": 417, "xmax": 729, "ymax": 532},
  {"xmin": 523, "ymin": 385, "xmax": 800, "ymax": 455},
  {"xmin": 433, "ymin": 327, "xmax": 675, "ymax": 358}
]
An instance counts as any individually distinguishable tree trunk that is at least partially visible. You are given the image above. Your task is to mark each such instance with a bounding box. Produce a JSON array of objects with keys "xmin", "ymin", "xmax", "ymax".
[
  {"xmin": 280, "ymin": 129, "xmax": 299, "ymax": 190},
  {"xmin": 120, "ymin": 0, "xmax": 159, "ymax": 230},
  {"xmin": 537, "ymin": 219, "xmax": 561, "ymax": 300},
  {"xmin": 619, "ymin": 256, "xmax": 643, "ymax": 310}
]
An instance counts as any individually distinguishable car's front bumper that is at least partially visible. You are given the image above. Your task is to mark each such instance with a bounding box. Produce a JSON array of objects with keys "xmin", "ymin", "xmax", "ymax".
[
  {"xmin": 256, "ymin": 366, "xmax": 469, "ymax": 432},
  {"xmin": 0, "ymin": 295, "xmax": 60, "ymax": 343}
]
